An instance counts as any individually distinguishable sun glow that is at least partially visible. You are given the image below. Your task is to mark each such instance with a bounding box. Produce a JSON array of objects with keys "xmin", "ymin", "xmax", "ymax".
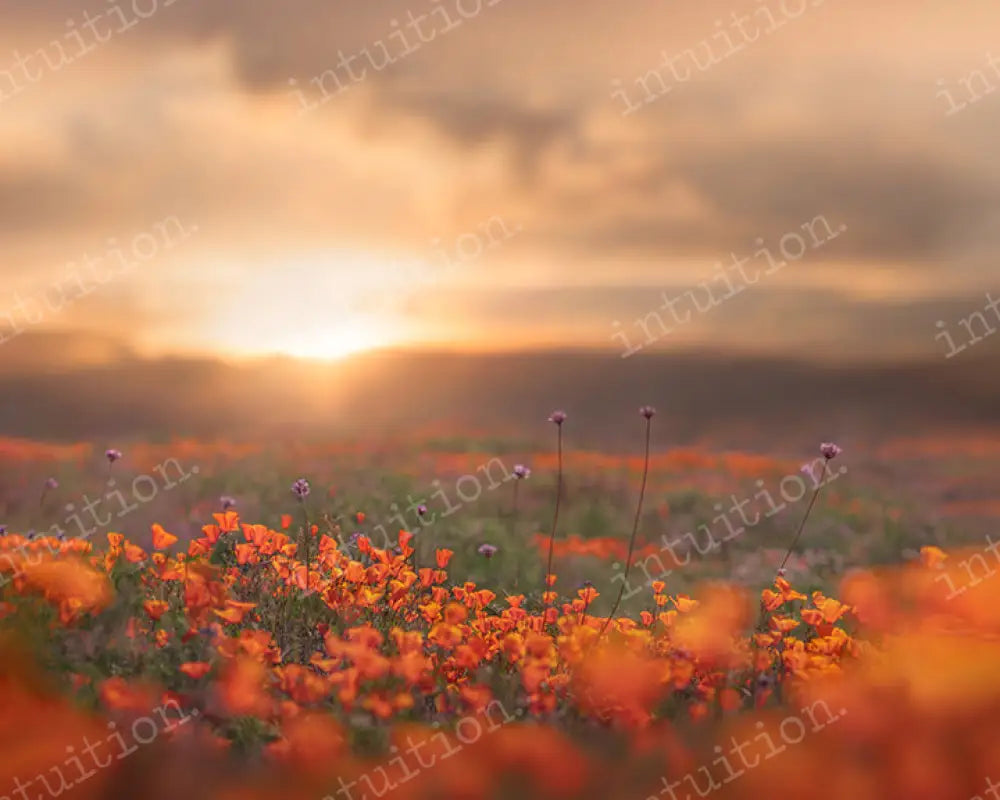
[
  {"xmin": 197, "ymin": 253, "xmax": 425, "ymax": 360},
  {"xmin": 204, "ymin": 310, "xmax": 404, "ymax": 362},
  {"xmin": 273, "ymin": 320, "xmax": 389, "ymax": 361}
]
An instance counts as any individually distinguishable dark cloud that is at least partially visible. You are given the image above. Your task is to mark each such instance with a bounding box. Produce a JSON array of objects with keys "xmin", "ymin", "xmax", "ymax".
[
  {"xmin": 0, "ymin": 0, "xmax": 998, "ymax": 361},
  {"xmin": 0, "ymin": 165, "xmax": 87, "ymax": 234},
  {"xmin": 674, "ymin": 143, "xmax": 1000, "ymax": 262},
  {"xmin": 367, "ymin": 86, "xmax": 581, "ymax": 179},
  {"xmin": 405, "ymin": 284, "xmax": 1000, "ymax": 360},
  {"xmin": 560, "ymin": 138, "xmax": 1000, "ymax": 265}
]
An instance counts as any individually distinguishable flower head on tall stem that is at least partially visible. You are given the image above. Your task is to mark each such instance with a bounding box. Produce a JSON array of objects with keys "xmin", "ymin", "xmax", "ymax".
[
  {"xmin": 543, "ymin": 411, "xmax": 566, "ymax": 602},
  {"xmin": 753, "ymin": 442, "xmax": 842, "ymax": 702},
  {"xmin": 820, "ymin": 442, "xmax": 842, "ymax": 461},
  {"xmin": 509, "ymin": 465, "xmax": 529, "ymax": 517},
  {"xmin": 105, "ymin": 449, "xmax": 122, "ymax": 465},
  {"xmin": 220, "ymin": 496, "xmax": 237, "ymax": 511},
  {"xmin": 478, "ymin": 543, "xmax": 498, "ymax": 559},
  {"xmin": 290, "ymin": 478, "xmax": 315, "ymax": 652},
  {"xmin": 776, "ymin": 443, "xmax": 842, "ymax": 576},
  {"xmin": 598, "ymin": 405, "xmax": 655, "ymax": 640},
  {"xmin": 39, "ymin": 477, "xmax": 58, "ymax": 509},
  {"xmin": 504, "ymin": 465, "xmax": 529, "ymax": 592}
]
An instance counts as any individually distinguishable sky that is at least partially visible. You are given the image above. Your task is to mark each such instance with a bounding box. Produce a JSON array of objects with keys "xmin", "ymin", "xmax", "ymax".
[{"xmin": 1, "ymin": 0, "xmax": 999, "ymax": 364}]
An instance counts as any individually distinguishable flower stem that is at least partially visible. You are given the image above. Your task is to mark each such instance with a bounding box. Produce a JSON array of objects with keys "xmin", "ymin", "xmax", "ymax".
[
  {"xmin": 776, "ymin": 459, "xmax": 830, "ymax": 577},
  {"xmin": 300, "ymin": 500, "xmax": 311, "ymax": 661},
  {"xmin": 510, "ymin": 480, "xmax": 520, "ymax": 591},
  {"xmin": 752, "ymin": 458, "xmax": 832, "ymax": 704},
  {"xmin": 543, "ymin": 425, "xmax": 563, "ymax": 604},
  {"xmin": 599, "ymin": 415, "xmax": 652, "ymax": 639}
]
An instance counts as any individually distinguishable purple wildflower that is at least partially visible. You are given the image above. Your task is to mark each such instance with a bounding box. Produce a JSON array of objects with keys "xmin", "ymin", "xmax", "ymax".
[
  {"xmin": 639, "ymin": 405, "xmax": 656, "ymax": 419},
  {"xmin": 105, "ymin": 449, "xmax": 122, "ymax": 464},
  {"xmin": 220, "ymin": 496, "xmax": 237, "ymax": 511},
  {"xmin": 548, "ymin": 410, "xmax": 567, "ymax": 425},
  {"xmin": 0, "ymin": 525, "xmax": 6, "ymax": 536},
  {"xmin": 513, "ymin": 464, "xmax": 531, "ymax": 479},
  {"xmin": 44, "ymin": 477, "xmax": 58, "ymax": 490},
  {"xmin": 478, "ymin": 543, "xmax": 498, "ymax": 559},
  {"xmin": 416, "ymin": 504, "xmax": 428, "ymax": 516},
  {"xmin": 820, "ymin": 442, "xmax": 842, "ymax": 461},
  {"xmin": 291, "ymin": 478, "xmax": 311, "ymax": 500}
]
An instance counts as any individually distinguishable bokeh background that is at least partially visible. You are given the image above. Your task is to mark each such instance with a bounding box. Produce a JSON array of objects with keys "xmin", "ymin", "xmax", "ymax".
[{"xmin": 0, "ymin": 0, "xmax": 998, "ymax": 446}]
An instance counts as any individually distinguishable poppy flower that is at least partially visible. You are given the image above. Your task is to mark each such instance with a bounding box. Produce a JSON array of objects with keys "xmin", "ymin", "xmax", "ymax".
[
  {"xmin": 151, "ymin": 524, "xmax": 178, "ymax": 550},
  {"xmin": 179, "ymin": 662, "xmax": 212, "ymax": 680},
  {"xmin": 213, "ymin": 510, "xmax": 240, "ymax": 533},
  {"xmin": 144, "ymin": 599, "xmax": 170, "ymax": 621}
]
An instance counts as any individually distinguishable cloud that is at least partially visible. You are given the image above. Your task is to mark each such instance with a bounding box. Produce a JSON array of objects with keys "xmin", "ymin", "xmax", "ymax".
[
  {"xmin": 0, "ymin": 0, "xmax": 998, "ymax": 361},
  {"xmin": 558, "ymin": 136, "xmax": 1000, "ymax": 269}
]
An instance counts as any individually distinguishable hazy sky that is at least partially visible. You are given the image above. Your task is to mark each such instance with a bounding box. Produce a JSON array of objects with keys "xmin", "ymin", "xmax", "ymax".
[{"xmin": 1, "ymin": 0, "xmax": 998, "ymax": 363}]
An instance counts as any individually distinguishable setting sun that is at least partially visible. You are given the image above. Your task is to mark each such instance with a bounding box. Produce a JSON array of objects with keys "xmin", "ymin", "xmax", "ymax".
[
  {"xmin": 202, "ymin": 310, "xmax": 402, "ymax": 361},
  {"xmin": 273, "ymin": 320, "xmax": 389, "ymax": 361}
]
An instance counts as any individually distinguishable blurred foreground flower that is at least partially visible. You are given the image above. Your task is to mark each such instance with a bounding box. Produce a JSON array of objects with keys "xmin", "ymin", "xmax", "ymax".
[{"xmin": 0, "ymin": 553, "xmax": 112, "ymax": 622}]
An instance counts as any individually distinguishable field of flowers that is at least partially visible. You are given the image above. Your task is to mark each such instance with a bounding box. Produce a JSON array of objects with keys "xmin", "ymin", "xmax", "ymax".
[{"xmin": 2, "ymin": 415, "xmax": 999, "ymax": 799}]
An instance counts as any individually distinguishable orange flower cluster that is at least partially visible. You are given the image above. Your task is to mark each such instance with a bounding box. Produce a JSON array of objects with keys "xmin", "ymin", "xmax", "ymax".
[
  {"xmin": 1, "ymin": 515, "xmax": 998, "ymax": 799},
  {"xmin": 533, "ymin": 533, "xmax": 675, "ymax": 565},
  {"xmin": 0, "ymin": 534, "xmax": 110, "ymax": 623}
]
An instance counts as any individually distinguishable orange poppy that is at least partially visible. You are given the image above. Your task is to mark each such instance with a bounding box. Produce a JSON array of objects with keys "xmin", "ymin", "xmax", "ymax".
[{"xmin": 151, "ymin": 524, "xmax": 178, "ymax": 550}]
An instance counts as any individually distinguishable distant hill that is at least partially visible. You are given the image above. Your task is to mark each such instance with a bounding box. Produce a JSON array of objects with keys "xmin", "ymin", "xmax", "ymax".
[{"xmin": 0, "ymin": 332, "xmax": 998, "ymax": 450}]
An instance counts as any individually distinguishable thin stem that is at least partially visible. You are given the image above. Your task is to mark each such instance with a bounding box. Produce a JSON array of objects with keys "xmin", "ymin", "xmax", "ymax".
[
  {"xmin": 543, "ymin": 426, "xmax": 563, "ymax": 602},
  {"xmin": 599, "ymin": 417, "xmax": 652, "ymax": 638},
  {"xmin": 776, "ymin": 459, "xmax": 830, "ymax": 577},
  {"xmin": 300, "ymin": 500, "xmax": 311, "ymax": 661},
  {"xmin": 301, "ymin": 502, "xmax": 312, "ymax": 591},
  {"xmin": 510, "ymin": 480, "xmax": 520, "ymax": 591},
  {"xmin": 579, "ymin": 587, "xmax": 594, "ymax": 627},
  {"xmin": 98, "ymin": 462, "xmax": 114, "ymax": 537},
  {"xmin": 752, "ymin": 458, "xmax": 832, "ymax": 705}
]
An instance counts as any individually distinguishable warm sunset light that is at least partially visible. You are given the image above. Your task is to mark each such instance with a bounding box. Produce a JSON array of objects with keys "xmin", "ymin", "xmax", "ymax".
[
  {"xmin": 273, "ymin": 321, "xmax": 391, "ymax": 361},
  {"xmin": 1, "ymin": 0, "xmax": 996, "ymax": 364},
  {"xmin": 4, "ymin": 3, "xmax": 1000, "ymax": 799},
  {"xmin": 207, "ymin": 314, "xmax": 401, "ymax": 361}
]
